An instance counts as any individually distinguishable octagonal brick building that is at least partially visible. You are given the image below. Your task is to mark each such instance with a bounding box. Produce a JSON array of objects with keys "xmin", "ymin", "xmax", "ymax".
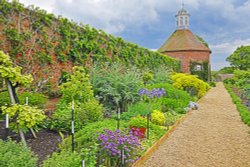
[{"xmin": 158, "ymin": 6, "xmax": 211, "ymax": 79}]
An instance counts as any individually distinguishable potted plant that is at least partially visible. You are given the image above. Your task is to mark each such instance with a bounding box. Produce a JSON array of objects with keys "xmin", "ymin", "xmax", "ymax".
[{"xmin": 128, "ymin": 116, "xmax": 147, "ymax": 138}]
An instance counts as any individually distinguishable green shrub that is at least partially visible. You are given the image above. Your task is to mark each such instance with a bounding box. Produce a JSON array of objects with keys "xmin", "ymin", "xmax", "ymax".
[
  {"xmin": 50, "ymin": 99, "xmax": 103, "ymax": 132},
  {"xmin": 120, "ymin": 101, "xmax": 162, "ymax": 120},
  {"xmin": 128, "ymin": 116, "xmax": 147, "ymax": 128},
  {"xmin": 171, "ymin": 73, "xmax": 210, "ymax": 98},
  {"xmin": 42, "ymin": 151, "xmax": 81, "ymax": 167},
  {"xmin": 225, "ymin": 84, "xmax": 250, "ymax": 126},
  {"xmin": 76, "ymin": 99, "xmax": 103, "ymax": 124},
  {"xmin": 0, "ymin": 91, "xmax": 47, "ymax": 108},
  {"xmin": 60, "ymin": 119, "xmax": 129, "ymax": 152},
  {"xmin": 0, "ymin": 139, "xmax": 38, "ymax": 167},
  {"xmin": 50, "ymin": 66, "xmax": 103, "ymax": 132},
  {"xmin": 151, "ymin": 110, "xmax": 165, "ymax": 126}
]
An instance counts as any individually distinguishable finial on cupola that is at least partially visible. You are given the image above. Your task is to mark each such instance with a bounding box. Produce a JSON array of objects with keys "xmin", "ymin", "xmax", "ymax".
[{"xmin": 175, "ymin": 3, "xmax": 190, "ymax": 30}]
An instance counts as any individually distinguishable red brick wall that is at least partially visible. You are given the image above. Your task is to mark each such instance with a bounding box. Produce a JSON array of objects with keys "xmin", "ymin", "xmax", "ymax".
[{"xmin": 162, "ymin": 51, "xmax": 210, "ymax": 73}]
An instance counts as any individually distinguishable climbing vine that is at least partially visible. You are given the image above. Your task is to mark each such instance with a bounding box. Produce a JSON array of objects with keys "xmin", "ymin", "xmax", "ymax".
[
  {"xmin": 0, "ymin": 0, "xmax": 180, "ymax": 93},
  {"xmin": 190, "ymin": 61, "xmax": 210, "ymax": 81}
]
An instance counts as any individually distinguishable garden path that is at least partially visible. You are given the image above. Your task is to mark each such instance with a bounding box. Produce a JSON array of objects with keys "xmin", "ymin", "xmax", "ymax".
[{"xmin": 141, "ymin": 82, "xmax": 250, "ymax": 167}]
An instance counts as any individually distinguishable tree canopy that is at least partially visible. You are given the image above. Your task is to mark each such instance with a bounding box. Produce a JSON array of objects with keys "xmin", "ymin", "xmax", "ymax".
[{"xmin": 226, "ymin": 45, "xmax": 250, "ymax": 70}]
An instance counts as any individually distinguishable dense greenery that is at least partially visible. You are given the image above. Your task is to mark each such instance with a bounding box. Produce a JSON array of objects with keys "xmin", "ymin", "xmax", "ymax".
[
  {"xmin": 42, "ymin": 151, "xmax": 82, "ymax": 167},
  {"xmin": 0, "ymin": 139, "xmax": 38, "ymax": 167},
  {"xmin": 0, "ymin": 0, "xmax": 180, "ymax": 92},
  {"xmin": 171, "ymin": 73, "xmax": 210, "ymax": 98},
  {"xmin": 50, "ymin": 66, "xmax": 103, "ymax": 132},
  {"xmin": 225, "ymin": 84, "xmax": 250, "ymax": 126},
  {"xmin": 190, "ymin": 61, "xmax": 210, "ymax": 81},
  {"xmin": 226, "ymin": 45, "xmax": 250, "ymax": 70},
  {"xmin": 1, "ymin": 104, "xmax": 45, "ymax": 133},
  {"xmin": 0, "ymin": 91, "xmax": 47, "ymax": 108},
  {"xmin": 90, "ymin": 63, "xmax": 143, "ymax": 113}
]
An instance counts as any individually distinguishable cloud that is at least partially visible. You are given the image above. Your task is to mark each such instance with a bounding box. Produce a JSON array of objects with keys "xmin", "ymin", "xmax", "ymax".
[
  {"xmin": 18, "ymin": 0, "xmax": 55, "ymax": 12},
  {"xmin": 210, "ymin": 38, "xmax": 250, "ymax": 70}
]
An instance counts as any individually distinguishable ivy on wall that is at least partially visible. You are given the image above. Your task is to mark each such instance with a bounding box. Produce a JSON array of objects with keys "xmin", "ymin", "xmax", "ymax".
[
  {"xmin": 0, "ymin": 0, "xmax": 180, "ymax": 93},
  {"xmin": 189, "ymin": 61, "xmax": 210, "ymax": 81}
]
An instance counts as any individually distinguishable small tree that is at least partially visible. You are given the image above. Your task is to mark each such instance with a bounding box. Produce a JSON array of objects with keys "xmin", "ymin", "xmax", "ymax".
[
  {"xmin": 0, "ymin": 51, "xmax": 45, "ymax": 144},
  {"xmin": 226, "ymin": 45, "xmax": 250, "ymax": 70}
]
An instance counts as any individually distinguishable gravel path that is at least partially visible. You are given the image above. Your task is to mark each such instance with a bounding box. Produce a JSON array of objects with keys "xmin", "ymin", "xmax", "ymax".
[{"xmin": 142, "ymin": 82, "xmax": 250, "ymax": 167}]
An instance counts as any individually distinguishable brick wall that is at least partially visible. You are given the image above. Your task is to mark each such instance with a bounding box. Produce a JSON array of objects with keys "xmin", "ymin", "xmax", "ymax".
[{"xmin": 162, "ymin": 51, "xmax": 210, "ymax": 73}]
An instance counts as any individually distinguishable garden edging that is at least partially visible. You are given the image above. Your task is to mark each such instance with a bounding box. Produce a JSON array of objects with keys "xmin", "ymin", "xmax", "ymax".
[{"xmin": 132, "ymin": 111, "xmax": 192, "ymax": 167}]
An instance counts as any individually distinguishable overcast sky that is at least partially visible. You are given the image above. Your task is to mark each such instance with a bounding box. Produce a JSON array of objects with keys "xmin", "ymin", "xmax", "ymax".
[{"xmin": 17, "ymin": 0, "xmax": 250, "ymax": 70}]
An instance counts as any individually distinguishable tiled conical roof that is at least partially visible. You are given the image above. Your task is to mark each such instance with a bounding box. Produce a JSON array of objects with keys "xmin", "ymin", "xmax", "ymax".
[{"xmin": 158, "ymin": 29, "xmax": 211, "ymax": 52}]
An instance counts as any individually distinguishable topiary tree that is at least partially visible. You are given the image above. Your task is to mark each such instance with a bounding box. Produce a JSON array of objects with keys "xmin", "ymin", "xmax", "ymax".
[{"xmin": 0, "ymin": 51, "xmax": 45, "ymax": 144}]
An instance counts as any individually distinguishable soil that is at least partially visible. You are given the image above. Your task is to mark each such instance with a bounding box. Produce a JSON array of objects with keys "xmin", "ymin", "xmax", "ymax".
[
  {"xmin": 0, "ymin": 121, "xmax": 62, "ymax": 166},
  {"xmin": 141, "ymin": 82, "xmax": 250, "ymax": 167}
]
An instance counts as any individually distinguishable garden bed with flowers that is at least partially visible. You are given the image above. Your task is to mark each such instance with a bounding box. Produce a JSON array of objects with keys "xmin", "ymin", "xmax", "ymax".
[{"xmin": 0, "ymin": 51, "xmax": 210, "ymax": 166}]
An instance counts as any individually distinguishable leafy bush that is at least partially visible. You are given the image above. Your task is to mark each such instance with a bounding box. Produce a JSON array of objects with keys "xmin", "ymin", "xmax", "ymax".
[
  {"xmin": 0, "ymin": 139, "xmax": 38, "ymax": 167},
  {"xmin": 76, "ymin": 99, "xmax": 103, "ymax": 124},
  {"xmin": 151, "ymin": 110, "xmax": 165, "ymax": 126},
  {"xmin": 42, "ymin": 151, "xmax": 81, "ymax": 167},
  {"xmin": 128, "ymin": 116, "xmax": 147, "ymax": 128},
  {"xmin": 60, "ymin": 119, "xmax": 129, "ymax": 152},
  {"xmin": 50, "ymin": 66, "xmax": 103, "ymax": 132},
  {"xmin": 90, "ymin": 63, "xmax": 143, "ymax": 113},
  {"xmin": 171, "ymin": 73, "xmax": 210, "ymax": 98},
  {"xmin": 50, "ymin": 99, "xmax": 103, "ymax": 132},
  {"xmin": 0, "ymin": 91, "xmax": 47, "ymax": 108},
  {"xmin": 1, "ymin": 104, "xmax": 46, "ymax": 133},
  {"xmin": 225, "ymin": 84, "xmax": 250, "ymax": 126},
  {"xmin": 120, "ymin": 101, "xmax": 162, "ymax": 121}
]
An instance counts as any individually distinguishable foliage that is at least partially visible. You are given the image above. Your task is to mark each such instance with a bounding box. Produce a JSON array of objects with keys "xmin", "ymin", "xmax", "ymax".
[
  {"xmin": 59, "ymin": 66, "xmax": 94, "ymax": 103},
  {"xmin": 60, "ymin": 119, "xmax": 129, "ymax": 152},
  {"xmin": 76, "ymin": 99, "xmax": 103, "ymax": 124},
  {"xmin": 147, "ymin": 83, "xmax": 192, "ymax": 112},
  {"xmin": 42, "ymin": 151, "xmax": 81, "ymax": 167},
  {"xmin": 226, "ymin": 45, "xmax": 250, "ymax": 70},
  {"xmin": 165, "ymin": 111, "xmax": 180, "ymax": 126},
  {"xmin": 218, "ymin": 67, "xmax": 235, "ymax": 74},
  {"xmin": 51, "ymin": 66, "xmax": 103, "ymax": 132},
  {"xmin": 0, "ymin": 139, "xmax": 38, "ymax": 167},
  {"xmin": 151, "ymin": 66, "xmax": 173, "ymax": 84},
  {"xmin": 50, "ymin": 99, "xmax": 103, "ymax": 132},
  {"xmin": 97, "ymin": 129, "xmax": 142, "ymax": 166},
  {"xmin": 1, "ymin": 104, "xmax": 46, "ymax": 133},
  {"xmin": 120, "ymin": 101, "xmax": 162, "ymax": 121},
  {"xmin": 171, "ymin": 73, "xmax": 210, "ymax": 98},
  {"xmin": 0, "ymin": 0, "xmax": 180, "ymax": 92},
  {"xmin": 151, "ymin": 110, "xmax": 165, "ymax": 126},
  {"xmin": 225, "ymin": 84, "xmax": 250, "ymax": 126},
  {"xmin": 0, "ymin": 51, "xmax": 33, "ymax": 86},
  {"xmin": 143, "ymin": 71, "xmax": 154, "ymax": 85},
  {"xmin": 0, "ymin": 91, "xmax": 47, "ymax": 108},
  {"xmin": 189, "ymin": 61, "xmax": 210, "ymax": 81},
  {"xmin": 90, "ymin": 63, "xmax": 143, "ymax": 113},
  {"xmin": 128, "ymin": 116, "xmax": 147, "ymax": 128}
]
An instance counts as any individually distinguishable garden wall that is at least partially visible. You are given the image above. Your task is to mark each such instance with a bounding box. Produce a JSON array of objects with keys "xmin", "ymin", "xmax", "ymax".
[{"xmin": 0, "ymin": 0, "xmax": 180, "ymax": 94}]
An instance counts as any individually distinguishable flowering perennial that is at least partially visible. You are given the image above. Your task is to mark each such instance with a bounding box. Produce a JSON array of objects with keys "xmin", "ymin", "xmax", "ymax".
[
  {"xmin": 139, "ymin": 88, "xmax": 166, "ymax": 98},
  {"xmin": 98, "ymin": 129, "xmax": 143, "ymax": 166}
]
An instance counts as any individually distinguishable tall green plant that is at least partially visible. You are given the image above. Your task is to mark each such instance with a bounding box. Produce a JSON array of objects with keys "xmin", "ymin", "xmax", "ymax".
[{"xmin": 90, "ymin": 63, "xmax": 143, "ymax": 113}]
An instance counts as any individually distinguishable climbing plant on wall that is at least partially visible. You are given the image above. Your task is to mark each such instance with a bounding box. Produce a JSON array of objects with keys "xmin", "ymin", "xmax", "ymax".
[
  {"xmin": 0, "ymin": 0, "xmax": 180, "ymax": 93},
  {"xmin": 189, "ymin": 61, "xmax": 210, "ymax": 81}
]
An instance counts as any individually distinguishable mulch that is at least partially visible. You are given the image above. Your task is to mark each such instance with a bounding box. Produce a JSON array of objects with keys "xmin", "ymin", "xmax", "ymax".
[{"xmin": 0, "ymin": 121, "xmax": 62, "ymax": 166}]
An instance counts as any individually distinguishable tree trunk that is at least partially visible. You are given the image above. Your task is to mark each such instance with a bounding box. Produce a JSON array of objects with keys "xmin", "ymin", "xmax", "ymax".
[{"xmin": 6, "ymin": 79, "xmax": 27, "ymax": 145}]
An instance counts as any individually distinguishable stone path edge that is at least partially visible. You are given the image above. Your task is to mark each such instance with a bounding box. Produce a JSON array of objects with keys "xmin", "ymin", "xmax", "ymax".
[
  {"xmin": 132, "ymin": 111, "xmax": 193, "ymax": 167},
  {"xmin": 131, "ymin": 86, "xmax": 214, "ymax": 167}
]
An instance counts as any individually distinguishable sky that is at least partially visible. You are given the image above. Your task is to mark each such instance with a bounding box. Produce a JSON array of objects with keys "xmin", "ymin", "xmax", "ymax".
[{"xmin": 16, "ymin": 0, "xmax": 250, "ymax": 70}]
